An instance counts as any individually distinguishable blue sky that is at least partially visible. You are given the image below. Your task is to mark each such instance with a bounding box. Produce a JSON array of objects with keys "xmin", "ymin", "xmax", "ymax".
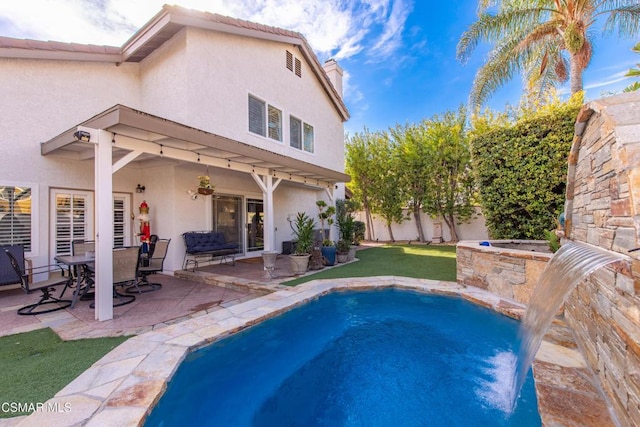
[{"xmin": 1, "ymin": 0, "xmax": 637, "ymax": 135}]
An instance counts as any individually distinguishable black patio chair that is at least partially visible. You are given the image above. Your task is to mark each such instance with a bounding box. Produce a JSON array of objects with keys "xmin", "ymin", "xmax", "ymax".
[
  {"xmin": 127, "ymin": 239, "xmax": 170, "ymax": 294},
  {"xmin": 0, "ymin": 244, "xmax": 24, "ymax": 287},
  {"xmin": 3, "ymin": 247, "xmax": 72, "ymax": 315}
]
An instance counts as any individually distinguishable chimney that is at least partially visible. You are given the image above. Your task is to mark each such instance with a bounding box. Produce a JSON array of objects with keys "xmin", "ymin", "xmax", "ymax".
[{"xmin": 323, "ymin": 59, "xmax": 343, "ymax": 99}]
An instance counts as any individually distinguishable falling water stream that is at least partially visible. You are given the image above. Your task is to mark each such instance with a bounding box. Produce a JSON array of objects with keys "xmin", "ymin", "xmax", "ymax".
[{"xmin": 511, "ymin": 241, "xmax": 626, "ymax": 410}]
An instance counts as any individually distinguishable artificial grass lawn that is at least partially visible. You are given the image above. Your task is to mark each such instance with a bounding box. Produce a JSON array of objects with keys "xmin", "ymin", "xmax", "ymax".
[
  {"xmin": 283, "ymin": 244, "xmax": 457, "ymax": 286},
  {"xmin": 0, "ymin": 328, "xmax": 128, "ymax": 418}
]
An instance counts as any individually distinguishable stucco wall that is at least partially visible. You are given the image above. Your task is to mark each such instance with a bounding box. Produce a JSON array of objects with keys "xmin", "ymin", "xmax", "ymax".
[
  {"xmin": 563, "ymin": 92, "xmax": 640, "ymax": 427},
  {"xmin": 355, "ymin": 208, "xmax": 489, "ymax": 243},
  {"xmin": 139, "ymin": 29, "xmax": 190, "ymax": 124},
  {"xmin": 0, "ymin": 25, "xmax": 346, "ymax": 269},
  {"xmin": 0, "ymin": 57, "xmax": 140, "ymax": 265},
  {"xmin": 179, "ymin": 28, "xmax": 345, "ymax": 172}
]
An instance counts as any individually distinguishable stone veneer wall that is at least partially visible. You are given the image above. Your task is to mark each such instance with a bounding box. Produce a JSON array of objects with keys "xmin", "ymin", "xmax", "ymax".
[
  {"xmin": 563, "ymin": 91, "xmax": 640, "ymax": 427},
  {"xmin": 456, "ymin": 240, "xmax": 551, "ymax": 305}
]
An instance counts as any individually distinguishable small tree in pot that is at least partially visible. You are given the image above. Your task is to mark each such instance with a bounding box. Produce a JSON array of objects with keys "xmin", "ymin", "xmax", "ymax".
[
  {"xmin": 290, "ymin": 212, "xmax": 314, "ymax": 274},
  {"xmin": 336, "ymin": 198, "xmax": 360, "ymax": 260},
  {"xmin": 336, "ymin": 239, "xmax": 350, "ymax": 263},
  {"xmin": 316, "ymin": 200, "xmax": 336, "ymax": 265}
]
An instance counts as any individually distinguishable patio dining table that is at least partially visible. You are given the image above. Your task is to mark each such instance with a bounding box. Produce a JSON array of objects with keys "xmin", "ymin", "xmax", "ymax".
[{"xmin": 54, "ymin": 253, "xmax": 95, "ymax": 308}]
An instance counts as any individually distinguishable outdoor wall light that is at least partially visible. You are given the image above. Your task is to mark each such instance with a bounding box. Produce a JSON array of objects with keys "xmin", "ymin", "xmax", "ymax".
[
  {"xmin": 136, "ymin": 184, "xmax": 146, "ymax": 193},
  {"xmin": 73, "ymin": 130, "xmax": 91, "ymax": 142}
]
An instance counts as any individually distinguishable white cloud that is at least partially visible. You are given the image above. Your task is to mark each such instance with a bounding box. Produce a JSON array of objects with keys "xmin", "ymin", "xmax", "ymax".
[
  {"xmin": 367, "ymin": 0, "xmax": 413, "ymax": 62},
  {"xmin": 0, "ymin": 0, "xmax": 413, "ymax": 62}
]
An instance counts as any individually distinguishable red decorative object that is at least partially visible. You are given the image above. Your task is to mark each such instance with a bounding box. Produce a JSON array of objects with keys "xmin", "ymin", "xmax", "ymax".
[{"xmin": 139, "ymin": 200, "xmax": 150, "ymax": 242}]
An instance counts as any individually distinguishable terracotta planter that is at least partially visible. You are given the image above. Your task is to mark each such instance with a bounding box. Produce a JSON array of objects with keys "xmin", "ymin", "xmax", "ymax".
[{"xmin": 198, "ymin": 187, "xmax": 214, "ymax": 195}]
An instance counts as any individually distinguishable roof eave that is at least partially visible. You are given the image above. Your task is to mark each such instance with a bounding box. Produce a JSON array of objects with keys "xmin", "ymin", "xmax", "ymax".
[{"xmin": 41, "ymin": 105, "xmax": 351, "ymax": 183}]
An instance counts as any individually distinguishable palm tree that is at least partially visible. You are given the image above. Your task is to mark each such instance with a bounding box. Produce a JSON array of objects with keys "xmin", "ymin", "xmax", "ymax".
[
  {"xmin": 457, "ymin": 0, "xmax": 640, "ymax": 108},
  {"xmin": 623, "ymin": 41, "xmax": 640, "ymax": 92}
]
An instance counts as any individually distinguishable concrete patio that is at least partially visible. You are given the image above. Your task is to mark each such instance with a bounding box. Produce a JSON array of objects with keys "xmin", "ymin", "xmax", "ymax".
[{"xmin": 0, "ymin": 254, "xmax": 304, "ymax": 340}]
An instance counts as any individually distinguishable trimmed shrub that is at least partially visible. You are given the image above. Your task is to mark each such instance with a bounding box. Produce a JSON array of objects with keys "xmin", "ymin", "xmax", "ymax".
[{"xmin": 470, "ymin": 95, "xmax": 582, "ymax": 239}]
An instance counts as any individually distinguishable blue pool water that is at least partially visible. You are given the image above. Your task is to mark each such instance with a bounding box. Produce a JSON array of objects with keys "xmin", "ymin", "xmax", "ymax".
[{"xmin": 145, "ymin": 289, "xmax": 541, "ymax": 426}]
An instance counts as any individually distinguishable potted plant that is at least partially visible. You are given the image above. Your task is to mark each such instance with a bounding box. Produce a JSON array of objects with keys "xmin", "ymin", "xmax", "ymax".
[
  {"xmin": 316, "ymin": 200, "xmax": 336, "ymax": 265},
  {"xmin": 336, "ymin": 239, "xmax": 350, "ymax": 263},
  {"xmin": 289, "ymin": 212, "xmax": 314, "ymax": 274},
  {"xmin": 197, "ymin": 175, "xmax": 214, "ymax": 195},
  {"xmin": 336, "ymin": 199, "xmax": 359, "ymax": 261}
]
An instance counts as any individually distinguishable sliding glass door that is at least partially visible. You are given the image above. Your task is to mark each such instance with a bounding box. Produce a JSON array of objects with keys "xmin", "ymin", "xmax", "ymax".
[
  {"xmin": 246, "ymin": 198, "xmax": 264, "ymax": 252},
  {"xmin": 212, "ymin": 195, "xmax": 243, "ymax": 252}
]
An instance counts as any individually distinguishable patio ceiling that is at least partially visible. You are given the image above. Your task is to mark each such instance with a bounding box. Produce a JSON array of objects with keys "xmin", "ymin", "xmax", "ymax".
[{"xmin": 40, "ymin": 104, "xmax": 350, "ymax": 188}]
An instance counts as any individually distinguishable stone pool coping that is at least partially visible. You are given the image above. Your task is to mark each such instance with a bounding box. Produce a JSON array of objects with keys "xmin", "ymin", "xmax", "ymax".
[{"xmin": 10, "ymin": 277, "xmax": 615, "ymax": 426}]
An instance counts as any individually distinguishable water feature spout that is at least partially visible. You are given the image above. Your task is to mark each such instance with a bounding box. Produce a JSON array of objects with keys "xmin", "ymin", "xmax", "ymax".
[{"xmin": 511, "ymin": 241, "xmax": 627, "ymax": 410}]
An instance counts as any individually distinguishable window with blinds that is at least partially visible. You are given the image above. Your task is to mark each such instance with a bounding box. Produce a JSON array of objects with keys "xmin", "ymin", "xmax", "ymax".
[
  {"xmin": 0, "ymin": 186, "xmax": 32, "ymax": 252},
  {"xmin": 303, "ymin": 123, "xmax": 314, "ymax": 152},
  {"xmin": 51, "ymin": 191, "xmax": 130, "ymax": 258},
  {"xmin": 249, "ymin": 95, "xmax": 283, "ymax": 142},
  {"xmin": 54, "ymin": 192, "xmax": 90, "ymax": 256},
  {"xmin": 290, "ymin": 116, "xmax": 314, "ymax": 153},
  {"xmin": 290, "ymin": 116, "xmax": 302, "ymax": 149},
  {"xmin": 268, "ymin": 105, "xmax": 282, "ymax": 141},
  {"xmin": 248, "ymin": 95, "xmax": 266, "ymax": 136},
  {"xmin": 113, "ymin": 197, "xmax": 126, "ymax": 248}
]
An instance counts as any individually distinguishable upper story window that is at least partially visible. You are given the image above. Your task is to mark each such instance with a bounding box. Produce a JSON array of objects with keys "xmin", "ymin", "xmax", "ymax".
[
  {"xmin": 248, "ymin": 95, "xmax": 282, "ymax": 142},
  {"xmin": 290, "ymin": 116, "xmax": 314, "ymax": 153},
  {"xmin": 0, "ymin": 185, "xmax": 32, "ymax": 252},
  {"xmin": 268, "ymin": 105, "xmax": 282, "ymax": 141},
  {"xmin": 303, "ymin": 123, "xmax": 314, "ymax": 152},
  {"xmin": 248, "ymin": 95, "xmax": 266, "ymax": 136}
]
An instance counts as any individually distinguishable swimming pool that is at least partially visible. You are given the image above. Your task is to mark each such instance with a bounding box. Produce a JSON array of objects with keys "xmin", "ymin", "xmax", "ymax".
[{"xmin": 145, "ymin": 289, "xmax": 540, "ymax": 426}]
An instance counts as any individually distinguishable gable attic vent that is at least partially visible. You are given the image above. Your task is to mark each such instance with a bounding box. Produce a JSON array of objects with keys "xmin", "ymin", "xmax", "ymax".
[
  {"xmin": 295, "ymin": 58, "xmax": 302, "ymax": 77},
  {"xmin": 286, "ymin": 50, "xmax": 302, "ymax": 78},
  {"xmin": 286, "ymin": 50, "xmax": 293, "ymax": 71}
]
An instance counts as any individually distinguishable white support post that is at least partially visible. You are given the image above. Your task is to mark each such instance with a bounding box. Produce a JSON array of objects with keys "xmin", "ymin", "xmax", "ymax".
[
  {"xmin": 251, "ymin": 172, "xmax": 281, "ymax": 252},
  {"xmin": 94, "ymin": 129, "xmax": 114, "ymax": 321},
  {"xmin": 324, "ymin": 186, "xmax": 334, "ymax": 202}
]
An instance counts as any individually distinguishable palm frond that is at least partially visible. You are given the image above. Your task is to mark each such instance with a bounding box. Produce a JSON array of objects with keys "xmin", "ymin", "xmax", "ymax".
[
  {"xmin": 600, "ymin": 4, "xmax": 640, "ymax": 35},
  {"xmin": 469, "ymin": 36, "xmax": 531, "ymax": 107},
  {"xmin": 457, "ymin": 8, "xmax": 549, "ymax": 63}
]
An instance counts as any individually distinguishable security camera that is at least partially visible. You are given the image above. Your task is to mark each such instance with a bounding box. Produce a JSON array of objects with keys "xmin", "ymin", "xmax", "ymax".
[{"xmin": 73, "ymin": 130, "xmax": 91, "ymax": 142}]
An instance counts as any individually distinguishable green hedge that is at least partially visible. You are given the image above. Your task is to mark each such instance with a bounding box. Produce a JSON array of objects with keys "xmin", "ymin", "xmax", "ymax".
[{"xmin": 470, "ymin": 96, "xmax": 582, "ymax": 239}]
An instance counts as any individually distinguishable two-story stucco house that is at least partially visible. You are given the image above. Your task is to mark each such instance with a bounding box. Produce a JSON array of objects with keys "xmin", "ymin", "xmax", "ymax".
[{"xmin": 0, "ymin": 5, "xmax": 350, "ymax": 320}]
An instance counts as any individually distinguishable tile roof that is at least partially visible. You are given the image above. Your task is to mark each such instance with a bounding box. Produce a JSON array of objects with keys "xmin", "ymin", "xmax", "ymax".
[{"xmin": 0, "ymin": 36, "xmax": 120, "ymax": 54}]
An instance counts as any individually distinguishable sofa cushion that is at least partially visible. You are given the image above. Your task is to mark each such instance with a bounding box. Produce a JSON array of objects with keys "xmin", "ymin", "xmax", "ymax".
[{"xmin": 183, "ymin": 232, "xmax": 237, "ymax": 253}]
